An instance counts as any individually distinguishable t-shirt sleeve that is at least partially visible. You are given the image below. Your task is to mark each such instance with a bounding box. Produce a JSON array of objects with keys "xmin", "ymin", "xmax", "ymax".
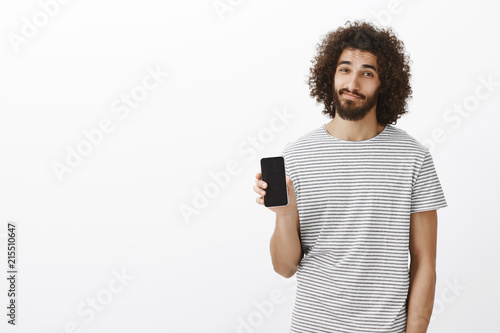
[
  {"xmin": 281, "ymin": 142, "xmax": 300, "ymax": 204},
  {"xmin": 410, "ymin": 149, "xmax": 448, "ymax": 214},
  {"xmin": 281, "ymin": 143, "xmax": 292, "ymax": 179}
]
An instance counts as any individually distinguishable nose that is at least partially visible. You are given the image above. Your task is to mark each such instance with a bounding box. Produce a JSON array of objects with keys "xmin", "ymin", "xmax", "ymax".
[{"xmin": 345, "ymin": 74, "xmax": 360, "ymax": 93}]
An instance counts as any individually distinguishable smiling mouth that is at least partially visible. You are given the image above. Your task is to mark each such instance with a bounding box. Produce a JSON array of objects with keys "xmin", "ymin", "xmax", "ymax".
[
  {"xmin": 342, "ymin": 92, "xmax": 360, "ymax": 100},
  {"xmin": 339, "ymin": 89, "xmax": 365, "ymax": 100},
  {"xmin": 341, "ymin": 92, "xmax": 364, "ymax": 101}
]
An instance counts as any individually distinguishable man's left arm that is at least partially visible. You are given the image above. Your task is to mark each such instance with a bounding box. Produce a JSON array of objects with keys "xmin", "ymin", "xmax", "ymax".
[{"xmin": 406, "ymin": 209, "xmax": 438, "ymax": 333}]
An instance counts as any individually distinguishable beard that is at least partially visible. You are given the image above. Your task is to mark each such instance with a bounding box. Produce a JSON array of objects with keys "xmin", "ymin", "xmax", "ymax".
[{"xmin": 333, "ymin": 87, "xmax": 379, "ymax": 121}]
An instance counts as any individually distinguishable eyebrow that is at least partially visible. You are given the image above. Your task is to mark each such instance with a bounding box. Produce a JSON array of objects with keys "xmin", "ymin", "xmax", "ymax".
[{"xmin": 338, "ymin": 60, "xmax": 377, "ymax": 72}]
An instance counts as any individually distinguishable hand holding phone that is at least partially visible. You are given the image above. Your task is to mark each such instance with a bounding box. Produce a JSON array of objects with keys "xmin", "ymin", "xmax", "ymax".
[{"xmin": 254, "ymin": 171, "xmax": 298, "ymax": 216}]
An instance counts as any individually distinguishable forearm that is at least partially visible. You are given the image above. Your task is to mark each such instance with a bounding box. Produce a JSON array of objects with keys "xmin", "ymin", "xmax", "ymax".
[
  {"xmin": 269, "ymin": 211, "xmax": 302, "ymax": 278},
  {"xmin": 406, "ymin": 262, "xmax": 436, "ymax": 333}
]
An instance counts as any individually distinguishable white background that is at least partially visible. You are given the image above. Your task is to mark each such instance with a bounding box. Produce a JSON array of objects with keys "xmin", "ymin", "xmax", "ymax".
[{"xmin": 0, "ymin": 0, "xmax": 499, "ymax": 332}]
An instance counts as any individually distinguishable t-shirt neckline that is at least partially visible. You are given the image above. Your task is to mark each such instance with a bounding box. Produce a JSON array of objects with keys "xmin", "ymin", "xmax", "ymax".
[{"xmin": 322, "ymin": 123, "xmax": 389, "ymax": 143}]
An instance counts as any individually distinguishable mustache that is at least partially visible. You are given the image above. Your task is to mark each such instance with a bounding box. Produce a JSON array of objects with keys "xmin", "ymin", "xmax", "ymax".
[{"xmin": 339, "ymin": 89, "xmax": 365, "ymax": 99}]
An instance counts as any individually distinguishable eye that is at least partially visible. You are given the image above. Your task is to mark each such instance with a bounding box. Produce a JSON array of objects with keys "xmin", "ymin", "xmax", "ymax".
[
  {"xmin": 364, "ymin": 72, "xmax": 374, "ymax": 77},
  {"xmin": 339, "ymin": 68, "xmax": 349, "ymax": 73}
]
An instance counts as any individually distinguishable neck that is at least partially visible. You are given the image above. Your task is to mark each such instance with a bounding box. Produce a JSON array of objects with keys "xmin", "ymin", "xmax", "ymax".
[{"xmin": 325, "ymin": 109, "xmax": 385, "ymax": 141}]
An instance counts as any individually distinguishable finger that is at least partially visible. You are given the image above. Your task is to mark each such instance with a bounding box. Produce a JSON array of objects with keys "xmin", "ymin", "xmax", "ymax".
[
  {"xmin": 253, "ymin": 185, "xmax": 266, "ymax": 195},
  {"xmin": 255, "ymin": 178, "xmax": 267, "ymax": 189}
]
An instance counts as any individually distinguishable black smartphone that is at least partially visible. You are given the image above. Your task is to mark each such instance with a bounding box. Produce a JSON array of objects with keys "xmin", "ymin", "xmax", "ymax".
[{"xmin": 260, "ymin": 156, "xmax": 288, "ymax": 207}]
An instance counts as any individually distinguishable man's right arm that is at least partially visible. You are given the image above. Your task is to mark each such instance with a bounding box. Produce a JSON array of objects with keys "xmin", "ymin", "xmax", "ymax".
[
  {"xmin": 254, "ymin": 172, "xmax": 302, "ymax": 278},
  {"xmin": 269, "ymin": 209, "xmax": 302, "ymax": 278}
]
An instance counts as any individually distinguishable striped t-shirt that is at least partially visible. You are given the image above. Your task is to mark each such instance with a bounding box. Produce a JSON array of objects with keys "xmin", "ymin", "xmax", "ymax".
[{"xmin": 281, "ymin": 123, "xmax": 448, "ymax": 333}]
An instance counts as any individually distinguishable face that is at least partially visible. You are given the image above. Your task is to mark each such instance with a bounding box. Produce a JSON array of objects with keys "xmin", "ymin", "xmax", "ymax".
[{"xmin": 333, "ymin": 48, "xmax": 382, "ymax": 121}]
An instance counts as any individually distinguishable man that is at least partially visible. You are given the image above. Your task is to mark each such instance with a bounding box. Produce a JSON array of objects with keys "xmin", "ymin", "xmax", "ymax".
[{"xmin": 253, "ymin": 20, "xmax": 447, "ymax": 332}]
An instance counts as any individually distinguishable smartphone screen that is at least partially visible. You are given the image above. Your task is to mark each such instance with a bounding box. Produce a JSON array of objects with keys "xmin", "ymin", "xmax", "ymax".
[{"xmin": 260, "ymin": 156, "xmax": 288, "ymax": 207}]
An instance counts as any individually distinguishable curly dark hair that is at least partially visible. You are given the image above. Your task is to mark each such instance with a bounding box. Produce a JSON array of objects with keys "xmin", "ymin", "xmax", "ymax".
[{"xmin": 307, "ymin": 20, "xmax": 412, "ymax": 125}]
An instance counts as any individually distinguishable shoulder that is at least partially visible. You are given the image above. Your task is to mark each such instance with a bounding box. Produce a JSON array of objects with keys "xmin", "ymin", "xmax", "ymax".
[
  {"xmin": 386, "ymin": 124, "xmax": 429, "ymax": 157},
  {"xmin": 282, "ymin": 125, "xmax": 325, "ymax": 155}
]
